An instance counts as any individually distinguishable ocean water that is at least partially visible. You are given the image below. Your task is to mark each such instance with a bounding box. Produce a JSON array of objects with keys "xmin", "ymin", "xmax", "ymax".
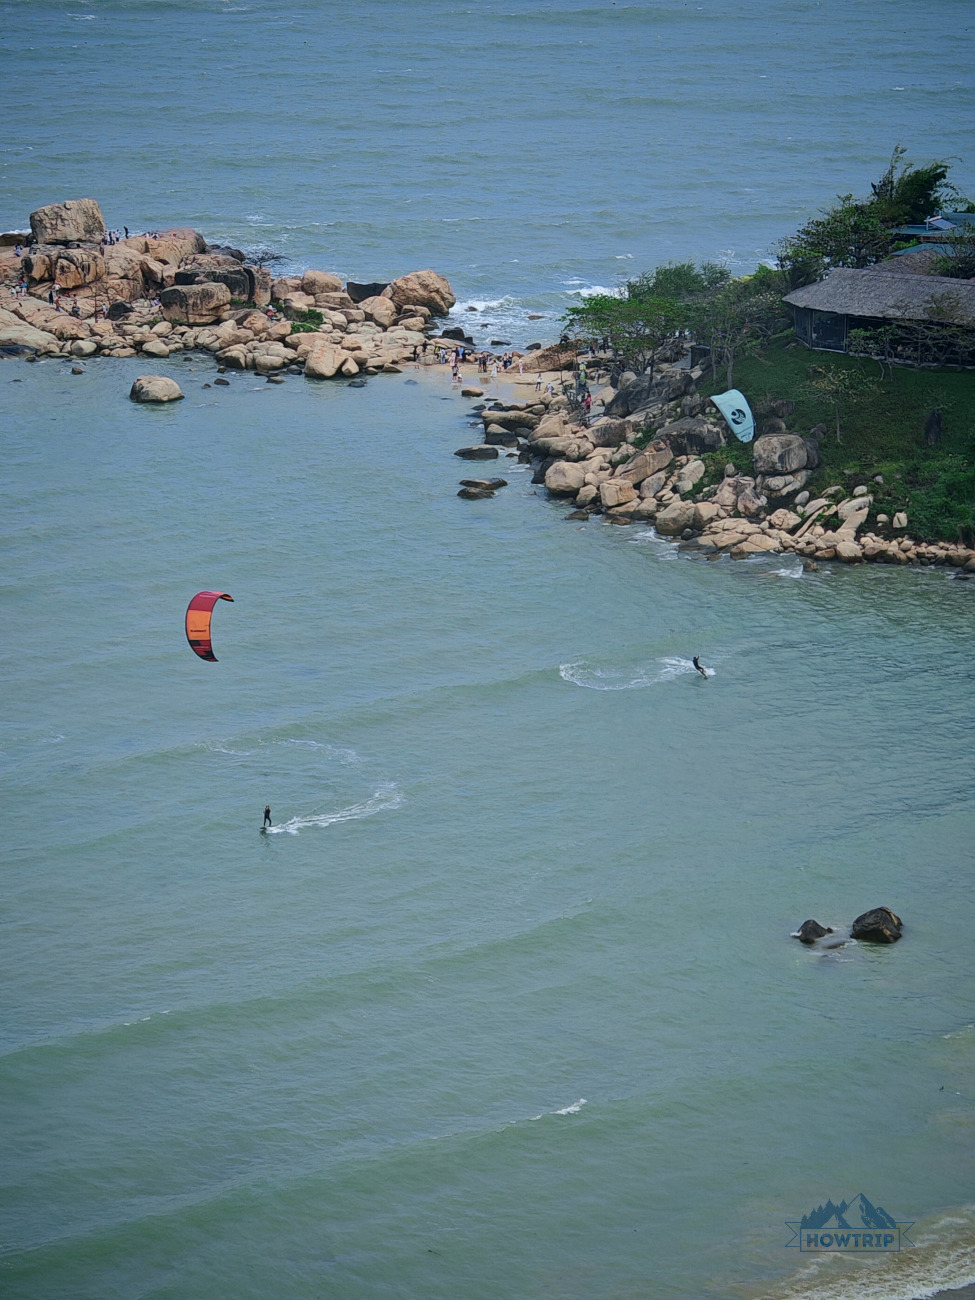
[
  {"xmin": 2, "ymin": 5, "xmax": 975, "ymax": 1299},
  {"xmin": 2, "ymin": 1, "xmax": 973, "ymax": 341}
]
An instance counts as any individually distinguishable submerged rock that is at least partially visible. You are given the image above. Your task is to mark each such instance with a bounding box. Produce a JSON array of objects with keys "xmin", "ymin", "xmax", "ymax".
[
  {"xmin": 459, "ymin": 478, "xmax": 507, "ymax": 490},
  {"xmin": 458, "ymin": 487, "xmax": 495, "ymax": 499},
  {"xmin": 454, "ymin": 445, "xmax": 499, "ymax": 460}
]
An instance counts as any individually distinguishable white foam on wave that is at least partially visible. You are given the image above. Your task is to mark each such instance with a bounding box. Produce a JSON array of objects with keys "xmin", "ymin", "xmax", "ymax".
[
  {"xmin": 454, "ymin": 295, "xmax": 519, "ymax": 312},
  {"xmin": 265, "ymin": 783, "xmax": 403, "ymax": 835},
  {"xmin": 203, "ymin": 737, "xmax": 361, "ymax": 764},
  {"xmin": 560, "ymin": 656, "xmax": 712, "ymax": 690},
  {"xmin": 772, "ymin": 562, "xmax": 805, "ymax": 579},
  {"xmin": 279, "ymin": 739, "xmax": 360, "ymax": 764},
  {"xmin": 555, "ymin": 1098, "xmax": 587, "ymax": 1115},
  {"xmin": 563, "ymin": 283, "xmax": 622, "ymax": 299},
  {"xmin": 760, "ymin": 1203, "xmax": 975, "ymax": 1300},
  {"xmin": 530, "ymin": 1098, "xmax": 588, "ymax": 1120},
  {"xmin": 942, "ymin": 1023, "xmax": 975, "ymax": 1039}
]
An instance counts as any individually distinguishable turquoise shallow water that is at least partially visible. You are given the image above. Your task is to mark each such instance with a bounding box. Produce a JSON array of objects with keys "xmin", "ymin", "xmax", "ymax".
[
  {"xmin": 2, "ymin": 2, "xmax": 975, "ymax": 1296},
  {"xmin": 1, "ymin": 357, "xmax": 974, "ymax": 1299}
]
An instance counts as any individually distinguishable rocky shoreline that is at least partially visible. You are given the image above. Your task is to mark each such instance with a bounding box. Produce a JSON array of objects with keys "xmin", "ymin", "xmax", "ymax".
[
  {"xmin": 0, "ymin": 197, "xmax": 481, "ymax": 381},
  {"xmin": 6, "ymin": 198, "xmax": 975, "ymax": 573},
  {"xmin": 457, "ymin": 346, "xmax": 975, "ymax": 574}
]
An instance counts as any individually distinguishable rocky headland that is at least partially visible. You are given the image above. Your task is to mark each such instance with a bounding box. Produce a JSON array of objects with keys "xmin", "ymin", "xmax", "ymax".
[
  {"xmin": 0, "ymin": 197, "xmax": 464, "ymax": 379},
  {"xmin": 463, "ymin": 345, "xmax": 975, "ymax": 573}
]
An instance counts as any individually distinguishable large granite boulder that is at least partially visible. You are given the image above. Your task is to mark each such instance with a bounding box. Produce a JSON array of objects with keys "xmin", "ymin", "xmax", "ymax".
[
  {"xmin": 480, "ymin": 409, "xmax": 538, "ymax": 432},
  {"xmin": 147, "ymin": 228, "xmax": 207, "ymax": 262},
  {"xmin": 545, "ymin": 460, "xmax": 587, "ymax": 495},
  {"xmin": 271, "ymin": 275, "xmax": 302, "ymax": 299},
  {"xmin": 587, "ymin": 417, "xmax": 629, "ymax": 448},
  {"xmin": 158, "ymin": 282, "xmax": 231, "ymax": 325},
  {"xmin": 658, "ymin": 416, "xmax": 726, "ymax": 457},
  {"xmin": 304, "ymin": 342, "xmax": 344, "ymax": 379},
  {"xmin": 129, "ymin": 375, "xmax": 184, "ymax": 403},
  {"xmin": 103, "ymin": 243, "xmax": 148, "ymax": 282},
  {"xmin": 301, "ymin": 270, "xmax": 343, "ymax": 296},
  {"xmin": 251, "ymin": 267, "xmax": 272, "ymax": 308},
  {"xmin": 752, "ymin": 434, "xmax": 820, "ymax": 474},
  {"xmin": 850, "ymin": 907, "xmax": 902, "ymax": 944},
  {"xmin": 616, "ymin": 442, "xmax": 674, "ymax": 486},
  {"xmin": 183, "ymin": 263, "xmax": 269, "ymax": 305},
  {"xmin": 603, "ymin": 374, "xmax": 656, "ymax": 418},
  {"xmin": 675, "ymin": 459, "xmax": 706, "ymax": 495},
  {"xmin": 0, "ymin": 308, "xmax": 60, "ymax": 354},
  {"xmin": 30, "ymin": 198, "xmax": 106, "ymax": 245},
  {"xmin": 358, "ymin": 294, "xmax": 399, "ymax": 328},
  {"xmin": 654, "ymin": 500, "xmax": 699, "ymax": 535},
  {"xmin": 53, "ymin": 247, "xmax": 105, "ymax": 288},
  {"xmin": 599, "ymin": 479, "xmax": 638, "ymax": 509},
  {"xmin": 382, "ymin": 270, "xmax": 455, "ymax": 316}
]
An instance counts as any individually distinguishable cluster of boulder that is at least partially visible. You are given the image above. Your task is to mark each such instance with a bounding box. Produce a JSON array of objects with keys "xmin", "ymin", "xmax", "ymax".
[
  {"xmin": 0, "ymin": 198, "xmax": 459, "ymax": 379},
  {"xmin": 794, "ymin": 907, "xmax": 903, "ymax": 946},
  {"xmin": 493, "ymin": 356, "xmax": 975, "ymax": 572}
]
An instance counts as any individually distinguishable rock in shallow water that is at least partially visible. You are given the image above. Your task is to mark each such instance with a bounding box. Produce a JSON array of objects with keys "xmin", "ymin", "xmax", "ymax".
[
  {"xmin": 850, "ymin": 907, "xmax": 903, "ymax": 944},
  {"xmin": 794, "ymin": 919, "xmax": 834, "ymax": 944},
  {"xmin": 129, "ymin": 374, "xmax": 184, "ymax": 403},
  {"xmin": 454, "ymin": 445, "xmax": 499, "ymax": 460}
]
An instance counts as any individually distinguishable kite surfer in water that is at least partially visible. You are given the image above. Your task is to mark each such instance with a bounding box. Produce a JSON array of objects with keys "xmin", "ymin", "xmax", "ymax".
[
  {"xmin": 692, "ymin": 656, "xmax": 708, "ymax": 679},
  {"xmin": 263, "ymin": 805, "xmax": 272, "ymax": 828}
]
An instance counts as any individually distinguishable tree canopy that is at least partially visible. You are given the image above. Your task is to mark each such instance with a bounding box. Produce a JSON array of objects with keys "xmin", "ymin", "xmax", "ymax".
[{"xmin": 777, "ymin": 146, "xmax": 963, "ymax": 282}]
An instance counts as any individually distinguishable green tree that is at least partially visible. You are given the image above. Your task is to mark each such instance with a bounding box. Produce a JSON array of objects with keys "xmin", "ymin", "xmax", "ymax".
[
  {"xmin": 868, "ymin": 145, "xmax": 956, "ymax": 225},
  {"xmin": 689, "ymin": 276, "xmax": 789, "ymax": 388},
  {"xmin": 936, "ymin": 224, "xmax": 975, "ymax": 280},
  {"xmin": 778, "ymin": 147, "xmax": 961, "ymax": 278},
  {"xmin": 802, "ymin": 364, "xmax": 875, "ymax": 443},
  {"xmin": 563, "ymin": 289, "xmax": 681, "ymax": 381}
]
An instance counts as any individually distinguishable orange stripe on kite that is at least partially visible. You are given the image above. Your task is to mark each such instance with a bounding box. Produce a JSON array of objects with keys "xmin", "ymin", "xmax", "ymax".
[{"xmin": 185, "ymin": 591, "xmax": 234, "ymax": 661}]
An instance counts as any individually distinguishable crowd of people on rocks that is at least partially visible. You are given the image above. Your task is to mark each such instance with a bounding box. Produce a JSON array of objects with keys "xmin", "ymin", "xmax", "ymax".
[{"xmin": 99, "ymin": 227, "xmax": 160, "ymax": 246}]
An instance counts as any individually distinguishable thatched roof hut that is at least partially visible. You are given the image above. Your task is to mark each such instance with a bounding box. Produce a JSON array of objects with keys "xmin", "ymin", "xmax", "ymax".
[{"xmin": 783, "ymin": 269, "xmax": 975, "ymax": 352}]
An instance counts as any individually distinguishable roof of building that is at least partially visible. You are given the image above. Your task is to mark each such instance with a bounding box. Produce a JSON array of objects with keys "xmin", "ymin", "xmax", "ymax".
[
  {"xmin": 886, "ymin": 245, "xmax": 952, "ymax": 271},
  {"xmin": 783, "ymin": 268, "xmax": 975, "ymax": 326}
]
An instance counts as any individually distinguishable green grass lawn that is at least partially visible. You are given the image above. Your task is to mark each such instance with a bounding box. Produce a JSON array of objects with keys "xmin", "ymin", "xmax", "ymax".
[{"xmin": 697, "ymin": 340, "xmax": 975, "ymax": 542}]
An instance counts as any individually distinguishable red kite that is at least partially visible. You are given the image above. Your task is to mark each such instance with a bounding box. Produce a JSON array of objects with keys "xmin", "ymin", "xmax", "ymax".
[{"xmin": 185, "ymin": 591, "xmax": 234, "ymax": 661}]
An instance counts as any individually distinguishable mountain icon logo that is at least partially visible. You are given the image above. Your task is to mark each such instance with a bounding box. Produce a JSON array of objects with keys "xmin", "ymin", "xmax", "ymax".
[{"xmin": 786, "ymin": 1194, "xmax": 912, "ymax": 1252}]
